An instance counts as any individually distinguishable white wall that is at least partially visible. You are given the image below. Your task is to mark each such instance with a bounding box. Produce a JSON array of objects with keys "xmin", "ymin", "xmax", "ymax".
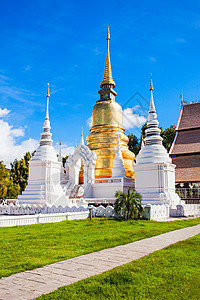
[{"xmin": 0, "ymin": 211, "xmax": 89, "ymax": 227}]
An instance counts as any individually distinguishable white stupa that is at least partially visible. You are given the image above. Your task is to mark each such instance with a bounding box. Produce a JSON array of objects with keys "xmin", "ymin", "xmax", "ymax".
[
  {"xmin": 112, "ymin": 128, "xmax": 126, "ymax": 178},
  {"xmin": 134, "ymin": 79, "xmax": 180, "ymax": 208},
  {"xmin": 18, "ymin": 84, "xmax": 67, "ymax": 206}
]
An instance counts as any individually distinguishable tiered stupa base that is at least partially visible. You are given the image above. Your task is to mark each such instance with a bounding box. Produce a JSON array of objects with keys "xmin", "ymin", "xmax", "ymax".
[{"xmin": 87, "ymin": 125, "xmax": 135, "ymax": 179}]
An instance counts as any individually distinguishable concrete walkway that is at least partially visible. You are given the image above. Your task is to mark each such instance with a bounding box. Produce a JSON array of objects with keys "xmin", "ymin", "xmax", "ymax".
[{"xmin": 1, "ymin": 224, "xmax": 200, "ymax": 300}]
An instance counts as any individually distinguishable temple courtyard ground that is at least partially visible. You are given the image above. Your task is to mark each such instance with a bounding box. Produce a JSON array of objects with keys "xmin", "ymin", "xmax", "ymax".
[{"xmin": 0, "ymin": 218, "xmax": 200, "ymax": 299}]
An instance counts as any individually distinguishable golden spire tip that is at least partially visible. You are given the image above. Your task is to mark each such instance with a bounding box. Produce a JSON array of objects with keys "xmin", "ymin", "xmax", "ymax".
[
  {"xmin": 46, "ymin": 83, "xmax": 50, "ymax": 97},
  {"xmin": 107, "ymin": 26, "xmax": 110, "ymax": 40},
  {"xmin": 149, "ymin": 77, "xmax": 154, "ymax": 91}
]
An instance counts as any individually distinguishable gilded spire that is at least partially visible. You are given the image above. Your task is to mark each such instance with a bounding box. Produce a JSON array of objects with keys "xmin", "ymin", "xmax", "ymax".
[
  {"xmin": 149, "ymin": 75, "xmax": 154, "ymax": 91},
  {"xmin": 100, "ymin": 27, "xmax": 115, "ymax": 88},
  {"xmin": 46, "ymin": 83, "xmax": 50, "ymax": 97}
]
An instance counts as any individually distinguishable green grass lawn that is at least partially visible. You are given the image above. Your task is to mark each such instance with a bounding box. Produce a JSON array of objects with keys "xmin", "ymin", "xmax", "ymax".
[
  {"xmin": 0, "ymin": 217, "xmax": 200, "ymax": 278},
  {"xmin": 38, "ymin": 233, "xmax": 200, "ymax": 300}
]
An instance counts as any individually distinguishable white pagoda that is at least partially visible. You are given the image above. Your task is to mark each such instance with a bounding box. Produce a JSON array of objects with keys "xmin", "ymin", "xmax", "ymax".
[
  {"xmin": 134, "ymin": 79, "xmax": 181, "ymax": 208},
  {"xmin": 18, "ymin": 85, "xmax": 67, "ymax": 207}
]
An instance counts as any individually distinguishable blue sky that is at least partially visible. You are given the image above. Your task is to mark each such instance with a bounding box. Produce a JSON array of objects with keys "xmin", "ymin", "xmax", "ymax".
[{"xmin": 0, "ymin": 0, "xmax": 200, "ymax": 165}]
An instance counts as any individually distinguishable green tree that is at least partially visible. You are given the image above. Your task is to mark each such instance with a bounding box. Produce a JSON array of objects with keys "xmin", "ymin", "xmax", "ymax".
[
  {"xmin": 114, "ymin": 188, "xmax": 143, "ymax": 220},
  {"xmin": 127, "ymin": 134, "xmax": 140, "ymax": 156},
  {"xmin": 141, "ymin": 122, "xmax": 148, "ymax": 140},
  {"xmin": 62, "ymin": 155, "xmax": 69, "ymax": 167},
  {"xmin": 10, "ymin": 152, "xmax": 31, "ymax": 194},
  {"xmin": 6, "ymin": 179, "xmax": 21, "ymax": 199},
  {"xmin": 161, "ymin": 125, "xmax": 175, "ymax": 152},
  {"xmin": 0, "ymin": 161, "xmax": 21, "ymax": 200},
  {"xmin": 0, "ymin": 161, "xmax": 10, "ymax": 199},
  {"xmin": 128, "ymin": 123, "xmax": 175, "ymax": 155}
]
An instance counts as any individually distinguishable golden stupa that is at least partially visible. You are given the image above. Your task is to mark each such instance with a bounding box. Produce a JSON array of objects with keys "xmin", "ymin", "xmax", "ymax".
[{"xmin": 86, "ymin": 28, "xmax": 135, "ymax": 179}]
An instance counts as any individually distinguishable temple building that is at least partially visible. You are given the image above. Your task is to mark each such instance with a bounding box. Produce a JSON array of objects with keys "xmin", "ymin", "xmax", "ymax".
[
  {"xmin": 2, "ymin": 28, "xmax": 200, "ymax": 222},
  {"xmin": 170, "ymin": 97, "xmax": 200, "ymax": 203},
  {"xmin": 86, "ymin": 28, "xmax": 135, "ymax": 179}
]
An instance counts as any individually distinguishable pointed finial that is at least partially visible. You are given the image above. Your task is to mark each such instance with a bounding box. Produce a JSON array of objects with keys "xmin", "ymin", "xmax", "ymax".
[
  {"xmin": 80, "ymin": 128, "xmax": 84, "ymax": 145},
  {"xmin": 107, "ymin": 26, "xmax": 110, "ymax": 40},
  {"xmin": 46, "ymin": 83, "xmax": 50, "ymax": 97},
  {"xmin": 150, "ymin": 75, "xmax": 154, "ymax": 91},
  {"xmin": 75, "ymin": 140, "xmax": 77, "ymax": 148},
  {"xmin": 45, "ymin": 84, "xmax": 50, "ymax": 120},
  {"xmin": 59, "ymin": 140, "xmax": 61, "ymax": 146},
  {"xmin": 149, "ymin": 76, "xmax": 156, "ymax": 113}
]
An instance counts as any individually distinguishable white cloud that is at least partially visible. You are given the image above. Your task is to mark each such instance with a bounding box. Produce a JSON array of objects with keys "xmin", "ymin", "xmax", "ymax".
[
  {"xmin": 87, "ymin": 116, "xmax": 92, "ymax": 127},
  {"xmin": 93, "ymin": 47, "xmax": 103, "ymax": 56},
  {"xmin": 0, "ymin": 110, "xmax": 38, "ymax": 167},
  {"xmin": 0, "ymin": 73, "xmax": 39, "ymax": 106},
  {"xmin": 0, "ymin": 108, "xmax": 10, "ymax": 117},
  {"xmin": 24, "ymin": 65, "xmax": 31, "ymax": 71},
  {"xmin": 150, "ymin": 56, "xmax": 157, "ymax": 63},
  {"xmin": 61, "ymin": 145, "xmax": 75, "ymax": 156},
  {"xmin": 176, "ymin": 38, "xmax": 186, "ymax": 43},
  {"xmin": 123, "ymin": 107, "xmax": 146, "ymax": 130},
  {"xmin": 54, "ymin": 143, "xmax": 75, "ymax": 157}
]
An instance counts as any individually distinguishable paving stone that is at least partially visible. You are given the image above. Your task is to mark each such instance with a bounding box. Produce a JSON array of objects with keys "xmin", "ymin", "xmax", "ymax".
[{"xmin": 0, "ymin": 224, "xmax": 199, "ymax": 300}]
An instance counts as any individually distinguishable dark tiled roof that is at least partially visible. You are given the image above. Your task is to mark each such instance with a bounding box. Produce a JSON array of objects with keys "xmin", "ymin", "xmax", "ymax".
[
  {"xmin": 170, "ymin": 102, "xmax": 200, "ymax": 182},
  {"xmin": 172, "ymin": 155, "xmax": 200, "ymax": 182},
  {"xmin": 171, "ymin": 129, "xmax": 200, "ymax": 155},
  {"xmin": 178, "ymin": 102, "xmax": 200, "ymax": 130}
]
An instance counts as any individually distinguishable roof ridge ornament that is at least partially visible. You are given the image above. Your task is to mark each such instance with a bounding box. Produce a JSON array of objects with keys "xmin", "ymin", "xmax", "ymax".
[{"xmin": 180, "ymin": 90, "xmax": 183, "ymax": 107}]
